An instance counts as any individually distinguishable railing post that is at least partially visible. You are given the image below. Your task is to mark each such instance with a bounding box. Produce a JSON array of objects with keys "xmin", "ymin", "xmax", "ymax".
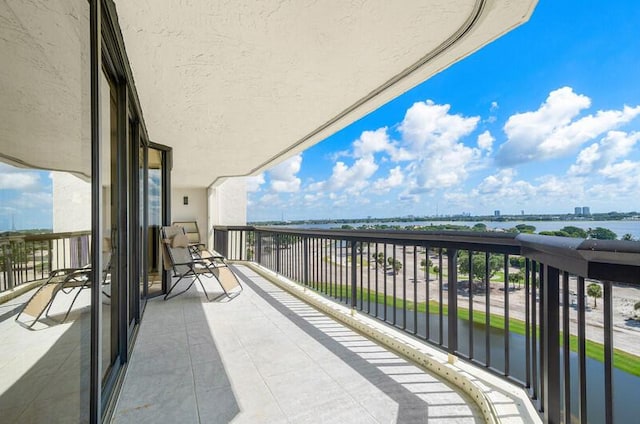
[
  {"xmin": 303, "ymin": 237, "xmax": 309, "ymax": 286},
  {"xmin": 542, "ymin": 264, "xmax": 560, "ymax": 424},
  {"xmin": 48, "ymin": 239, "xmax": 53, "ymax": 275},
  {"xmin": 350, "ymin": 240, "xmax": 357, "ymax": 309},
  {"xmin": 275, "ymin": 234, "xmax": 281, "ymax": 274},
  {"xmin": 447, "ymin": 248, "xmax": 458, "ymax": 354},
  {"xmin": 5, "ymin": 251, "xmax": 13, "ymax": 290},
  {"xmin": 256, "ymin": 232, "xmax": 262, "ymax": 265},
  {"xmin": 603, "ymin": 280, "xmax": 614, "ymax": 424}
]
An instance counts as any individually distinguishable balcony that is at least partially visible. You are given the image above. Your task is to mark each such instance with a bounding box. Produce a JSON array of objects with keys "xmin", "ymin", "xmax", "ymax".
[
  {"xmin": 112, "ymin": 263, "xmax": 534, "ymax": 423},
  {"xmin": 201, "ymin": 226, "xmax": 640, "ymax": 424},
  {"xmin": 2, "ymin": 226, "xmax": 639, "ymax": 423}
]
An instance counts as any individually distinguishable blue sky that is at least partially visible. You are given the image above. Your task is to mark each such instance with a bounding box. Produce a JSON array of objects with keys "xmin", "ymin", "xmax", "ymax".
[
  {"xmin": 0, "ymin": 163, "xmax": 52, "ymax": 230},
  {"xmin": 248, "ymin": 1, "xmax": 640, "ymax": 222},
  {"xmin": 2, "ymin": 1, "xmax": 640, "ymax": 230}
]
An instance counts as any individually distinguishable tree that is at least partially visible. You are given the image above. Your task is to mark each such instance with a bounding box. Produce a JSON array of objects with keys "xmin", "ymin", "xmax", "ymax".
[
  {"xmin": 509, "ymin": 256, "xmax": 526, "ymax": 269},
  {"xmin": 420, "ymin": 258, "xmax": 432, "ymax": 270},
  {"xmin": 393, "ymin": 260, "xmax": 402, "ymax": 275},
  {"xmin": 539, "ymin": 230, "xmax": 571, "ymax": 237},
  {"xmin": 458, "ymin": 252, "xmax": 502, "ymax": 283},
  {"xmin": 375, "ymin": 252, "xmax": 385, "ymax": 267},
  {"xmin": 472, "ymin": 223, "xmax": 487, "ymax": 231},
  {"xmin": 622, "ymin": 233, "xmax": 635, "ymax": 241},
  {"xmin": 560, "ymin": 226, "xmax": 588, "ymax": 238},
  {"xmin": 588, "ymin": 227, "xmax": 617, "ymax": 240},
  {"xmin": 587, "ymin": 283, "xmax": 602, "ymax": 308},
  {"xmin": 387, "ymin": 257, "xmax": 402, "ymax": 274},
  {"xmin": 508, "ymin": 270, "xmax": 524, "ymax": 289},
  {"xmin": 515, "ymin": 224, "xmax": 536, "ymax": 233}
]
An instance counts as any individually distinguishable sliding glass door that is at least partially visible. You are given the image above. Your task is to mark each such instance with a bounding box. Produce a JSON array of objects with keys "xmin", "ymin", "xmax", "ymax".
[{"xmin": 146, "ymin": 146, "xmax": 170, "ymax": 298}]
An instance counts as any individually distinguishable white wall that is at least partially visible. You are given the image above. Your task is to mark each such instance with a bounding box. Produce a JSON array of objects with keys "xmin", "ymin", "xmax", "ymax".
[
  {"xmin": 52, "ymin": 172, "xmax": 91, "ymax": 232},
  {"xmin": 171, "ymin": 187, "xmax": 208, "ymax": 242},
  {"xmin": 208, "ymin": 178, "xmax": 247, "ymax": 246}
]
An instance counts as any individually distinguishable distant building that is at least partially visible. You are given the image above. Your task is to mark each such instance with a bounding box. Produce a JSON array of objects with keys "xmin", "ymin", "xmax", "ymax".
[
  {"xmin": 575, "ymin": 207, "xmax": 582, "ymax": 215},
  {"xmin": 582, "ymin": 206, "xmax": 590, "ymax": 216},
  {"xmin": 521, "ymin": 210, "xmax": 524, "ymax": 215},
  {"xmin": 494, "ymin": 210, "xmax": 500, "ymax": 217}
]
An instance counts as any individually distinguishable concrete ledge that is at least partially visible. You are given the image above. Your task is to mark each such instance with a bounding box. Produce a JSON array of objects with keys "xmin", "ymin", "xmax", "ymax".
[
  {"xmin": 0, "ymin": 280, "xmax": 42, "ymax": 305},
  {"xmin": 243, "ymin": 262, "xmax": 541, "ymax": 424}
]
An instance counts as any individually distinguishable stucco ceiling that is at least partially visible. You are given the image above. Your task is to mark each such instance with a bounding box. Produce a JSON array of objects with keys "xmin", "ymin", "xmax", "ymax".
[
  {"xmin": 0, "ymin": 1, "xmax": 537, "ymax": 184},
  {"xmin": 114, "ymin": 0, "xmax": 537, "ymax": 188}
]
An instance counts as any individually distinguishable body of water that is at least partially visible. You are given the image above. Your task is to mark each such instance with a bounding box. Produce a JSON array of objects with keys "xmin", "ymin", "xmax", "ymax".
[
  {"xmin": 282, "ymin": 220, "xmax": 640, "ymax": 239},
  {"xmin": 362, "ymin": 302, "xmax": 640, "ymax": 424}
]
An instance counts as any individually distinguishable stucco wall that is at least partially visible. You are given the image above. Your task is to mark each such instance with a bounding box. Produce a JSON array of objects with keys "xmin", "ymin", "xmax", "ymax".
[
  {"xmin": 171, "ymin": 187, "xmax": 208, "ymax": 242},
  {"xmin": 208, "ymin": 178, "xmax": 247, "ymax": 247},
  {"xmin": 52, "ymin": 172, "xmax": 91, "ymax": 233}
]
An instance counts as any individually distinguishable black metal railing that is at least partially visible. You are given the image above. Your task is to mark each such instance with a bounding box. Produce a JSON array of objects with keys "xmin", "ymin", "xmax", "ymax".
[
  {"xmin": 213, "ymin": 225, "xmax": 640, "ymax": 424},
  {"xmin": 0, "ymin": 231, "xmax": 91, "ymax": 293}
]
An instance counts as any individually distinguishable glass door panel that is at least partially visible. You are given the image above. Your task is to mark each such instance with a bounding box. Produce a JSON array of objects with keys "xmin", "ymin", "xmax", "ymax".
[
  {"xmin": 139, "ymin": 144, "xmax": 148, "ymax": 306},
  {"xmin": 147, "ymin": 147, "xmax": 164, "ymax": 296},
  {"xmin": 100, "ymin": 69, "xmax": 119, "ymax": 383}
]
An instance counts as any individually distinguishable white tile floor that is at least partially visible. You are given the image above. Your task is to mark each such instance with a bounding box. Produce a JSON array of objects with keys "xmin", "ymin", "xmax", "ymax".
[
  {"xmin": 0, "ymin": 286, "xmax": 94, "ymax": 423},
  {"xmin": 112, "ymin": 265, "xmax": 481, "ymax": 424}
]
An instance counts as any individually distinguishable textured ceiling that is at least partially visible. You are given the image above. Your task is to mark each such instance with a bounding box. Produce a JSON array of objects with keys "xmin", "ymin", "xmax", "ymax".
[
  {"xmin": 114, "ymin": 0, "xmax": 536, "ymax": 187},
  {"xmin": 0, "ymin": 0, "xmax": 537, "ymax": 185}
]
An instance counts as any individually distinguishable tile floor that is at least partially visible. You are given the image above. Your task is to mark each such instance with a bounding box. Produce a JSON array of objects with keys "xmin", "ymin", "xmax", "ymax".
[{"xmin": 112, "ymin": 264, "xmax": 480, "ymax": 423}]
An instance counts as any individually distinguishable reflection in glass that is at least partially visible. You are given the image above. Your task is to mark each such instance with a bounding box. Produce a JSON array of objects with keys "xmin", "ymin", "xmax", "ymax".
[
  {"xmin": 147, "ymin": 148, "xmax": 163, "ymax": 296},
  {"xmin": 0, "ymin": 0, "xmax": 91, "ymax": 421},
  {"xmin": 139, "ymin": 145, "xmax": 147, "ymax": 305},
  {"xmin": 101, "ymin": 69, "xmax": 117, "ymax": 382}
]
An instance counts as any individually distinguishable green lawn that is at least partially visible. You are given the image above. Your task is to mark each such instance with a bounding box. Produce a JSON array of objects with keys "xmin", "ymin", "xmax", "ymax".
[{"xmin": 308, "ymin": 283, "xmax": 640, "ymax": 377}]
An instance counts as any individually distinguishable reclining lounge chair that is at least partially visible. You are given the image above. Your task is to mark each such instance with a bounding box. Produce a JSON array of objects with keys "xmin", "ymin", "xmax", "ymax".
[
  {"xmin": 161, "ymin": 225, "xmax": 242, "ymax": 301},
  {"xmin": 15, "ymin": 241, "xmax": 111, "ymax": 328}
]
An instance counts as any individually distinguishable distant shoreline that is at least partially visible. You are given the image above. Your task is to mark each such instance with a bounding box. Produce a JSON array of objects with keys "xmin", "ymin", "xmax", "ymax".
[{"xmin": 250, "ymin": 211, "xmax": 640, "ymax": 227}]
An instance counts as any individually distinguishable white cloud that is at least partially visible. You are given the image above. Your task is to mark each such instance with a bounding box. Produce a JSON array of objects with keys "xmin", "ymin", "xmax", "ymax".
[
  {"xmin": 535, "ymin": 175, "xmax": 580, "ymax": 199},
  {"xmin": 268, "ymin": 154, "xmax": 302, "ymax": 193},
  {"xmin": 326, "ymin": 156, "xmax": 378, "ymax": 194},
  {"xmin": 397, "ymin": 100, "xmax": 481, "ymax": 193},
  {"xmin": 477, "ymin": 130, "xmax": 495, "ymax": 152},
  {"xmin": 568, "ymin": 131, "xmax": 640, "ymax": 176},
  {"xmin": 399, "ymin": 100, "xmax": 479, "ymax": 153},
  {"xmin": 245, "ymin": 174, "xmax": 265, "ymax": 192},
  {"xmin": 353, "ymin": 128, "xmax": 392, "ymax": 157},
  {"xmin": 496, "ymin": 87, "xmax": 640, "ymax": 165},
  {"xmin": 9, "ymin": 191, "xmax": 53, "ymax": 208},
  {"xmin": 0, "ymin": 162, "xmax": 41, "ymax": 190},
  {"xmin": 599, "ymin": 160, "xmax": 638, "ymax": 180},
  {"xmin": 474, "ymin": 168, "xmax": 535, "ymax": 200},
  {"xmin": 372, "ymin": 166, "xmax": 404, "ymax": 194},
  {"xmin": 351, "ymin": 127, "xmax": 411, "ymax": 162}
]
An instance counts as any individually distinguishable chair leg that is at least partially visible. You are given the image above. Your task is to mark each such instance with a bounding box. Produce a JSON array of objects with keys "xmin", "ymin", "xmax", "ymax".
[
  {"xmin": 60, "ymin": 285, "xmax": 90, "ymax": 323},
  {"xmin": 164, "ymin": 274, "xmax": 196, "ymax": 300},
  {"xmin": 194, "ymin": 274, "xmax": 215, "ymax": 302}
]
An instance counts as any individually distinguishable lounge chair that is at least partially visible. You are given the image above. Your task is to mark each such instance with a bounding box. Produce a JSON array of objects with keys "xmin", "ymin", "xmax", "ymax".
[
  {"xmin": 16, "ymin": 239, "xmax": 112, "ymax": 328},
  {"xmin": 172, "ymin": 220, "xmax": 206, "ymax": 256},
  {"xmin": 15, "ymin": 267, "xmax": 91, "ymax": 328},
  {"xmin": 161, "ymin": 225, "xmax": 242, "ymax": 301}
]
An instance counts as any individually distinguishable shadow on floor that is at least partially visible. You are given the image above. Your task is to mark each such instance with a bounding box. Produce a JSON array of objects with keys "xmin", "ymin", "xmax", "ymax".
[
  {"xmin": 112, "ymin": 284, "xmax": 240, "ymax": 424},
  {"xmin": 232, "ymin": 266, "xmax": 476, "ymax": 423},
  {"xmin": 0, "ymin": 310, "xmax": 91, "ymax": 422}
]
